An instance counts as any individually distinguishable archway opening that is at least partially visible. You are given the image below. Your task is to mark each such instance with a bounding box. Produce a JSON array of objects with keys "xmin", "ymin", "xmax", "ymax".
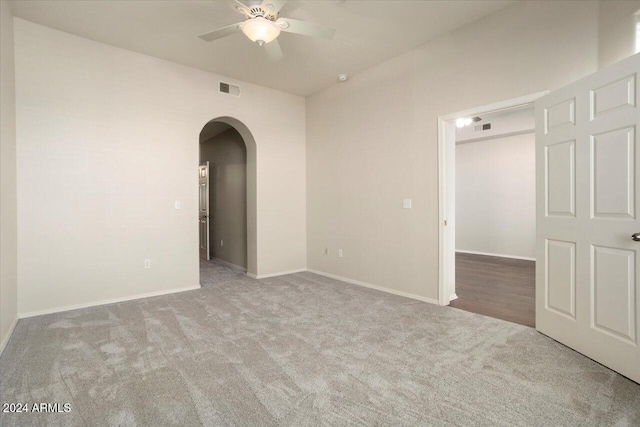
[{"xmin": 198, "ymin": 117, "xmax": 257, "ymax": 279}]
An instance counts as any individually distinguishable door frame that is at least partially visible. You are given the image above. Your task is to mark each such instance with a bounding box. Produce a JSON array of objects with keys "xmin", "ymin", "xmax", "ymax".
[
  {"xmin": 199, "ymin": 161, "xmax": 210, "ymax": 261},
  {"xmin": 199, "ymin": 117, "xmax": 258, "ymax": 277},
  {"xmin": 436, "ymin": 91, "xmax": 548, "ymax": 306}
]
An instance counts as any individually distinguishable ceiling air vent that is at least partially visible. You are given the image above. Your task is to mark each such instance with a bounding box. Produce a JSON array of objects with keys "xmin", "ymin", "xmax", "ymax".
[
  {"xmin": 474, "ymin": 123, "xmax": 492, "ymax": 132},
  {"xmin": 219, "ymin": 81, "xmax": 241, "ymax": 97}
]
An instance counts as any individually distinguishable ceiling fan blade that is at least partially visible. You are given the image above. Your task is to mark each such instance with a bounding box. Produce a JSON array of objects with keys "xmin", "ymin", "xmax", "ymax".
[
  {"xmin": 264, "ymin": 39, "xmax": 284, "ymax": 62},
  {"xmin": 227, "ymin": 0, "xmax": 252, "ymax": 16},
  {"xmin": 276, "ymin": 18, "xmax": 335, "ymax": 39},
  {"xmin": 261, "ymin": 0, "xmax": 287, "ymax": 14},
  {"xmin": 198, "ymin": 22, "xmax": 243, "ymax": 42}
]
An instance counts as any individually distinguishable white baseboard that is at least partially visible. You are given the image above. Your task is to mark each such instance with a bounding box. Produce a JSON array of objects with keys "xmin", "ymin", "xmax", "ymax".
[
  {"xmin": 0, "ymin": 316, "xmax": 19, "ymax": 355},
  {"xmin": 249, "ymin": 268, "xmax": 307, "ymax": 279},
  {"xmin": 18, "ymin": 285, "xmax": 201, "ymax": 319},
  {"xmin": 449, "ymin": 293, "xmax": 458, "ymax": 302},
  {"xmin": 455, "ymin": 250, "xmax": 535, "ymax": 262},
  {"xmin": 307, "ymin": 269, "xmax": 440, "ymax": 306},
  {"xmin": 211, "ymin": 257, "xmax": 247, "ymax": 272}
]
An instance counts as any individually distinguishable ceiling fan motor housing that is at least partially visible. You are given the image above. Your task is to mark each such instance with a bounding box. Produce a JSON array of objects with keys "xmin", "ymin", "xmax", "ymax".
[
  {"xmin": 242, "ymin": 1, "xmax": 278, "ymax": 21},
  {"xmin": 254, "ymin": 8, "xmax": 277, "ymax": 21}
]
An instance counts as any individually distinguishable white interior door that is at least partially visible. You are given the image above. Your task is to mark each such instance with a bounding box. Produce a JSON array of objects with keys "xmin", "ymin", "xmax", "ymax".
[
  {"xmin": 199, "ymin": 162, "xmax": 210, "ymax": 260},
  {"xmin": 536, "ymin": 53, "xmax": 640, "ymax": 383}
]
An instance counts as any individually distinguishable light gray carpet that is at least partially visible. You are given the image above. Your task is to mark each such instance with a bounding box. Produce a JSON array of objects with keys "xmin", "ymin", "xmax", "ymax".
[{"xmin": 1, "ymin": 260, "xmax": 639, "ymax": 426}]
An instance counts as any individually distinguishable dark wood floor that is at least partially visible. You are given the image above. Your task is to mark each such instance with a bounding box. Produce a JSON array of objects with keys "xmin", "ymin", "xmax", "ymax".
[{"xmin": 449, "ymin": 253, "xmax": 535, "ymax": 327}]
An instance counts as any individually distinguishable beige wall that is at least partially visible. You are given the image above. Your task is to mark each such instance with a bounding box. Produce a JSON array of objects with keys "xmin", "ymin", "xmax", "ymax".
[
  {"xmin": 7, "ymin": 0, "xmax": 637, "ymax": 321},
  {"xmin": 1, "ymin": 1, "xmax": 19, "ymax": 353},
  {"xmin": 598, "ymin": 0, "xmax": 640, "ymax": 68},
  {"xmin": 456, "ymin": 133, "xmax": 536, "ymax": 260},
  {"xmin": 306, "ymin": 1, "xmax": 601, "ymax": 301},
  {"xmin": 201, "ymin": 128, "xmax": 247, "ymax": 269},
  {"xmin": 14, "ymin": 19, "xmax": 306, "ymax": 316}
]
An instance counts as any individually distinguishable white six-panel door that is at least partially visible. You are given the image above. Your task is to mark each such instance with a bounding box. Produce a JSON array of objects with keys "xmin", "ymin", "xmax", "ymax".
[{"xmin": 536, "ymin": 53, "xmax": 640, "ymax": 383}]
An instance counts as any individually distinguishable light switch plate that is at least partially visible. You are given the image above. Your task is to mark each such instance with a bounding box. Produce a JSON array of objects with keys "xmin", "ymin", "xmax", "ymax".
[
  {"xmin": 175, "ymin": 201, "xmax": 181, "ymax": 209},
  {"xmin": 402, "ymin": 199, "xmax": 412, "ymax": 209}
]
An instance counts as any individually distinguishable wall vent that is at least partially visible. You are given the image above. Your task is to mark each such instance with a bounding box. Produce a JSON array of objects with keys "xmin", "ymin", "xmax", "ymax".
[
  {"xmin": 219, "ymin": 81, "xmax": 241, "ymax": 97},
  {"xmin": 474, "ymin": 123, "xmax": 492, "ymax": 132}
]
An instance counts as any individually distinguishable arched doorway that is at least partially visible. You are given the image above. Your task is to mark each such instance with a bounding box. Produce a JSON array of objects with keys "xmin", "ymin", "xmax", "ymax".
[{"xmin": 198, "ymin": 117, "xmax": 257, "ymax": 277}]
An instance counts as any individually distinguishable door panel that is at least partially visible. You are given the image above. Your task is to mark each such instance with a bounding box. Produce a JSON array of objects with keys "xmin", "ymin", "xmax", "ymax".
[
  {"xmin": 536, "ymin": 53, "xmax": 640, "ymax": 383},
  {"xmin": 544, "ymin": 97, "xmax": 575, "ymax": 133},
  {"xmin": 591, "ymin": 74, "xmax": 635, "ymax": 118},
  {"xmin": 199, "ymin": 162, "xmax": 210, "ymax": 260},
  {"xmin": 591, "ymin": 127, "xmax": 635, "ymax": 218},
  {"xmin": 591, "ymin": 245, "xmax": 636, "ymax": 343},
  {"xmin": 545, "ymin": 140, "xmax": 575, "ymax": 216},
  {"xmin": 545, "ymin": 239, "xmax": 576, "ymax": 319}
]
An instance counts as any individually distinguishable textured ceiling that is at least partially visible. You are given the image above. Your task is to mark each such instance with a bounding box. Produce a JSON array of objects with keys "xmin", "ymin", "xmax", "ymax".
[{"xmin": 11, "ymin": 0, "xmax": 515, "ymax": 96}]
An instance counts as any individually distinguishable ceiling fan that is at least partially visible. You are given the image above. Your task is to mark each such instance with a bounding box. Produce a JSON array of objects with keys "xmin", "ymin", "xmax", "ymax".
[{"xmin": 198, "ymin": 0, "xmax": 335, "ymax": 62}]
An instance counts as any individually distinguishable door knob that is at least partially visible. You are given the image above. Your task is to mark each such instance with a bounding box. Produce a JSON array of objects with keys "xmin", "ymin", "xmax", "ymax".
[{"xmin": 632, "ymin": 233, "xmax": 640, "ymax": 241}]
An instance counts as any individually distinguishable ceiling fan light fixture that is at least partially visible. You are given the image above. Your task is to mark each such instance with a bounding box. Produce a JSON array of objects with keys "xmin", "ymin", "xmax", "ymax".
[{"xmin": 241, "ymin": 17, "xmax": 281, "ymax": 44}]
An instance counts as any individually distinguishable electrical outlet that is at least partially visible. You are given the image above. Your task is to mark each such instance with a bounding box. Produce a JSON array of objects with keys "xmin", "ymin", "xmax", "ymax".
[
  {"xmin": 221, "ymin": 240, "xmax": 224, "ymax": 247},
  {"xmin": 324, "ymin": 248, "xmax": 328, "ymax": 255},
  {"xmin": 402, "ymin": 199, "xmax": 412, "ymax": 209},
  {"xmin": 144, "ymin": 259, "xmax": 151, "ymax": 269},
  {"xmin": 338, "ymin": 249, "xmax": 343, "ymax": 257}
]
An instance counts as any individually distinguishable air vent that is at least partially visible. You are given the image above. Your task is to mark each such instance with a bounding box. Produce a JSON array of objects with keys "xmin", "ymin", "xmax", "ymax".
[
  {"xmin": 474, "ymin": 123, "xmax": 492, "ymax": 132},
  {"xmin": 219, "ymin": 81, "xmax": 241, "ymax": 97}
]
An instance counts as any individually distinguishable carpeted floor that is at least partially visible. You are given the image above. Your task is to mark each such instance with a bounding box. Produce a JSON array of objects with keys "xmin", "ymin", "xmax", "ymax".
[{"xmin": 1, "ymin": 260, "xmax": 639, "ymax": 426}]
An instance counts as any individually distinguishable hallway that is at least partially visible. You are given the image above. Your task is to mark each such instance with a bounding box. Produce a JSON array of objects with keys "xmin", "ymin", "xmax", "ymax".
[{"xmin": 450, "ymin": 253, "xmax": 536, "ymax": 327}]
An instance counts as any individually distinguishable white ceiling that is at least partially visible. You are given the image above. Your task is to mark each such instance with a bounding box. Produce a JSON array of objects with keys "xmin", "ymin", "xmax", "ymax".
[{"xmin": 11, "ymin": 0, "xmax": 514, "ymax": 96}]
